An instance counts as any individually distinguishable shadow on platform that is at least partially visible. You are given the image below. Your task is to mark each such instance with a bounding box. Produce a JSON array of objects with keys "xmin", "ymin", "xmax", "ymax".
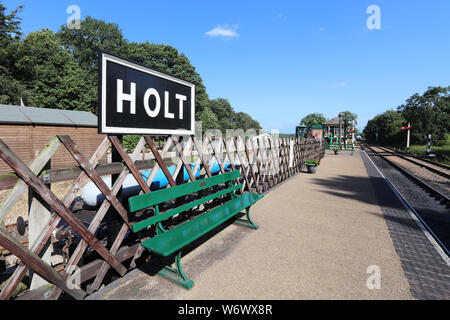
[{"xmin": 310, "ymin": 175, "xmax": 423, "ymax": 233}]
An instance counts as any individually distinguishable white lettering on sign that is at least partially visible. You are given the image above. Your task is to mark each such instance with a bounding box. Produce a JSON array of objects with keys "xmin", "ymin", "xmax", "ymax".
[
  {"xmin": 143, "ymin": 88, "xmax": 161, "ymax": 118},
  {"xmin": 117, "ymin": 79, "xmax": 187, "ymax": 120},
  {"xmin": 100, "ymin": 53, "xmax": 196, "ymax": 135},
  {"xmin": 176, "ymin": 94, "xmax": 187, "ymax": 120},
  {"xmin": 164, "ymin": 91, "xmax": 175, "ymax": 119},
  {"xmin": 117, "ymin": 79, "xmax": 136, "ymax": 114}
]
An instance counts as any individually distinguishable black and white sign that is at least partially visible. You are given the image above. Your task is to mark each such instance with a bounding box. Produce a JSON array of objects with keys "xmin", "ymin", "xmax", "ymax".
[{"xmin": 99, "ymin": 52, "xmax": 195, "ymax": 135}]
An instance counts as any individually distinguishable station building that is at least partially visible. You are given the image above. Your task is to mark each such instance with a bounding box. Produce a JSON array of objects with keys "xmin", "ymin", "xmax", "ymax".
[{"xmin": 0, "ymin": 105, "xmax": 106, "ymax": 174}]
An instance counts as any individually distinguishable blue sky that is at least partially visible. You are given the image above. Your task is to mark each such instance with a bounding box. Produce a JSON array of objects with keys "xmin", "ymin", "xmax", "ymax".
[{"xmin": 4, "ymin": 0, "xmax": 450, "ymax": 133}]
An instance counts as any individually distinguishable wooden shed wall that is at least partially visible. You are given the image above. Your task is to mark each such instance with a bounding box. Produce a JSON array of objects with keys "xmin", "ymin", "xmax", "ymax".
[{"xmin": 0, "ymin": 125, "xmax": 107, "ymax": 174}]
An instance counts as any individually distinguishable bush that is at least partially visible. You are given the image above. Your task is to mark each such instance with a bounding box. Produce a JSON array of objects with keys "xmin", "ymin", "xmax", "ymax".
[
  {"xmin": 122, "ymin": 135, "xmax": 141, "ymax": 152},
  {"xmin": 305, "ymin": 158, "xmax": 321, "ymax": 166}
]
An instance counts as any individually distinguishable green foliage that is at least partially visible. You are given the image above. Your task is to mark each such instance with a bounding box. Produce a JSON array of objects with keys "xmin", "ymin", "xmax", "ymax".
[
  {"xmin": 199, "ymin": 106, "xmax": 220, "ymax": 131},
  {"xmin": 124, "ymin": 42, "xmax": 210, "ymax": 115},
  {"xmin": 300, "ymin": 113, "xmax": 326, "ymax": 126},
  {"xmin": 398, "ymin": 86, "xmax": 450, "ymax": 144},
  {"xmin": 363, "ymin": 109, "xmax": 406, "ymax": 147},
  {"xmin": 0, "ymin": 1, "xmax": 27, "ymax": 104},
  {"xmin": 0, "ymin": 65, "xmax": 31, "ymax": 104},
  {"xmin": 122, "ymin": 135, "xmax": 142, "ymax": 151},
  {"xmin": 58, "ymin": 16, "xmax": 127, "ymax": 71},
  {"xmin": 339, "ymin": 111, "xmax": 358, "ymax": 126},
  {"xmin": 0, "ymin": 5, "xmax": 261, "ymax": 133},
  {"xmin": 233, "ymin": 112, "xmax": 261, "ymax": 131},
  {"xmin": 305, "ymin": 158, "xmax": 320, "ymax": 165},
  {"xmin": 11, "ymin": 29, "xmax": 94, "ymax": 110},
  {"xmin": 364, "ymin": 86, "xmax": 450, "ymax": 147},
  {"xmin": 408, "ymin": 145, "xmax": 450, "ymax": 166},
  {"xmin": 207, "ymin": 98, "xmax": 261, "ymax": 133},
  {"xmin": 0, "ymin": 1, "xmax": 23, "ymax": 49}
]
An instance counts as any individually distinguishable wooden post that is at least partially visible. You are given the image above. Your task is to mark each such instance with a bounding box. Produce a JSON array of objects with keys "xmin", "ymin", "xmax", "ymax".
[
  {"xmin": 0, "ymin": 228, "xmax": 85, "ymax": 300},
  {"xmin": 0, "ymin": 137, "xmax": 111, "ymax": 300},
  {"xmin": 0, "ymin": 137, "xmax": 60, "ymax": 224},
  {"xmin": 28, "ymin": 159, "xmax": 52, "ymax": 290},
  {"xmin": 0, "ymin": 138, "xmax": 127, "ymax": 277}
]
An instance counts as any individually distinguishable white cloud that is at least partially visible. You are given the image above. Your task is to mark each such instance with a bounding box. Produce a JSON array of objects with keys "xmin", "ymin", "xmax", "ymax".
[
  {"xmin": 339, "ymin": 82, "xmax": 347, "ymax": 87},
  {"xmin": 205, "ymin": 25, "xmax": 239, "ymax": 38},
  {"xmin": 318, "ymin": 27, "xmax": 325, "ymax": 32}
]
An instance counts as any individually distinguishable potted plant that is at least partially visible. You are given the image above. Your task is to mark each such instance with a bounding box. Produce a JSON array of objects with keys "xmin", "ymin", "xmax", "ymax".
[
  {"xmin": 333, "ymin": 147, "xmax": 340, "ymax": 155},
  {"xmin": 305, "ymin": 158, "xmax": 320, "ymax": 174}
]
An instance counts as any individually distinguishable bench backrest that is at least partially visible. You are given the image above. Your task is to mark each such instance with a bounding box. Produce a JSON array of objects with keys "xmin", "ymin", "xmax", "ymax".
[{"xmin": 129, "ymin": 170, "xmax": 242, "ymax": 232}]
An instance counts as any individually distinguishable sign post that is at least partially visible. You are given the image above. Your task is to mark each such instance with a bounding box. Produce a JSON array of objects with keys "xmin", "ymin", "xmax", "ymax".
[{"xmin": 99, "ymin": 52, "xmax": 196, "ymax": 135}]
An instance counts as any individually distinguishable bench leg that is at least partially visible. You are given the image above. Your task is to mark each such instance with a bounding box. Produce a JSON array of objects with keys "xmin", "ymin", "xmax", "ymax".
[
  {"xmin": 158, "ymin": 251, "xmax": 194, "ymax": 290},
  {"xmin": 233, "ymin": 207, "xmax": 259, "ymax": 230}
]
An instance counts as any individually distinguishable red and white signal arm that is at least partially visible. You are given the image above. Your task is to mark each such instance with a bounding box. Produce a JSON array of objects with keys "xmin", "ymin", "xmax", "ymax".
[
  {"xmin": 400, "ymin": 127, "xmax": 411, "ymax": 130},
  {"xmin": 347, "ymin": 130, "xmax": 355, "ymax": 133}
]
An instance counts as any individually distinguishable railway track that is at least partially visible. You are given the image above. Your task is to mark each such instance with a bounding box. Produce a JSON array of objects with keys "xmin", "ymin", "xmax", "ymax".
[
  {"xmin": 375, "ymin": 145, "xmax": 450, "ymax": 180},
  {"xmin": 364, "ymin": 144, "xmax": 450, "ymax": 205},
  {"xmin": 363, "ymin": 143, "xmax": 450, "ymax": 258}
]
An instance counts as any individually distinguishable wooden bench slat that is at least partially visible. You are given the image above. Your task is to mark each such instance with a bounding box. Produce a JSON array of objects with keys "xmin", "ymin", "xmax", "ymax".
[
  {"xmin": 129, "ymin": 170, "xmax": 240, "ymax": 212},
  {"xmin": 132, "ymin": 183, "xmax": 243, "ymax": 232},
  {"xmin": 141, "ymin": 193, "xmax": 263, "ymax": 256}
]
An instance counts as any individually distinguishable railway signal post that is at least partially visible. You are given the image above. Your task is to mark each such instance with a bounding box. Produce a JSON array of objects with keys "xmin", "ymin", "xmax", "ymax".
[{"xmin": 400, "ymin": 123, "xmax": 411, "ymax": 149}]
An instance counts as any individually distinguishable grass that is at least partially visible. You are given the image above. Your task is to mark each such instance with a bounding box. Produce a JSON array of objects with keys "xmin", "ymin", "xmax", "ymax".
[{"xmin": 404, "ymin": 134, "xmax": 450, "ymax": 166}]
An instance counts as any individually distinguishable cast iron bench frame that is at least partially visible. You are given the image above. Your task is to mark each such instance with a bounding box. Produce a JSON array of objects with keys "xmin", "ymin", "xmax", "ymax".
[{"xmin": 128, "ymin": 170, "xmax": 263, "ymax": 289}]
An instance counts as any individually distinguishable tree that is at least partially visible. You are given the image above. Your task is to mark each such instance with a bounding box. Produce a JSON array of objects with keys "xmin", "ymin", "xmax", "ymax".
[
  {"xmin": 201, "ymin": 98, "xmax": 261, "ymax": 133},
  {"xmin": 58, "ymin": 16, "xmax": 127, "ymax": 71},
  {"xmin": 363, "ymin": 110, "xmax": 405, "ymax": 146},
  {"xmin": 12, "ymin": 29, "xmax": 94, "ymax": 110},
  {"xmin": 57, "ymin": 17, "xmax": 210, "ymax": 116},
  {"xmin": 0, "ymin": 65, "xmax": 32, "ymax": 105},
  {"xmin": 339, "ymin": 111, "xmax": 358, "ymax": 126},
  {"xmin": 199, "ymin": 106, "xmax": 220, "ymax": 131},
  {"xmin": 0, "ymin": 10, "xmax": 263, "ymax": 130},
  {"xmin": 123, "ymin": 41, "xmax": 210, "ymax": 115},
  {"xmin": 0, "ymin": 1, "xmax": 23, "ymax": 49},
  {"xmin": 398, "ymin": 86, "xmax": 450, "ymax": 144},
  {"xmin": 0, "ymin": 1, "xmax": 28, "ymax": 104},
  {"xmin": 208, "ymin": 98, "xmax": 235, "ymax": 132},
  {"xmin": 300, "ymin": 113, "xmax": 326, "ymax": 127},
  {"xmin": 233, "ymin": 112, "xmax": 261, "ymax": 131}
]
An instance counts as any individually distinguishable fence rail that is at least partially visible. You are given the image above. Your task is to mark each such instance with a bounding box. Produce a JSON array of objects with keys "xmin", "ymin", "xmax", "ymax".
[{"xmin": 0, "ymin": 134, "xmax": 324, "ymax": 300}]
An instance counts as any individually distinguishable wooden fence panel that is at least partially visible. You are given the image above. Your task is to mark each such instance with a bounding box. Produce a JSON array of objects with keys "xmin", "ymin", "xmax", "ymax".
[{"xmin": 0, "ymin": 133, "xmax": 324, "ymax": 300}]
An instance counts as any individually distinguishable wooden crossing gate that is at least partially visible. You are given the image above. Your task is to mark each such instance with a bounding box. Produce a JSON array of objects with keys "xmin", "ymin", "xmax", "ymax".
[{"xmin": 0, "ymin": 134, "xmax": 324, "ymax": 300}]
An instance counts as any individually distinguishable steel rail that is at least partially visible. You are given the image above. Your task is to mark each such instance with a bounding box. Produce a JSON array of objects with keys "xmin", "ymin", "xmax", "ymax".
[
  {"xmin": 377, "ymin": 145, "xmax": 450, "ymax": 170},
  {"xmin": 365, "ymin": 145, "xmax": 450, "ymax": 205},
  {"xmin": 375, "ymin": 145, "xmax": 450, "ymax": 180},
  {"xmin": 362, "ymin": 150, "xmax": 450, "ymax": 261}
]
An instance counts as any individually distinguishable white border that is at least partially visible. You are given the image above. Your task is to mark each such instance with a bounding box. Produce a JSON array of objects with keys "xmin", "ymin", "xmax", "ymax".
[{"xmin": 100, "ymin": 53, "xmax": 196, "ymax": 135}]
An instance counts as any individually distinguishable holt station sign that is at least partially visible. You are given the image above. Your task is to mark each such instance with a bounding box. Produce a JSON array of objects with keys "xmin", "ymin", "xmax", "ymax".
[{"xmin": 98, "ymin": 52, "xmax": 196, "ymax": 135}]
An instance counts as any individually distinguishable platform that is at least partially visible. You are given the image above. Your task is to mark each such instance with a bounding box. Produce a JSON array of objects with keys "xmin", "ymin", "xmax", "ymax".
[{"xmin": 87, "ymin": 150, "xmax": 449, "ymax": 300}]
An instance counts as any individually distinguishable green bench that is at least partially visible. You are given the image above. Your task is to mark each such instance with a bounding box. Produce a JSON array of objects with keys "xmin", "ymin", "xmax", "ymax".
[{"xmin": 128, "ymin": 170, "xmax": 264, "ymax": 289}]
